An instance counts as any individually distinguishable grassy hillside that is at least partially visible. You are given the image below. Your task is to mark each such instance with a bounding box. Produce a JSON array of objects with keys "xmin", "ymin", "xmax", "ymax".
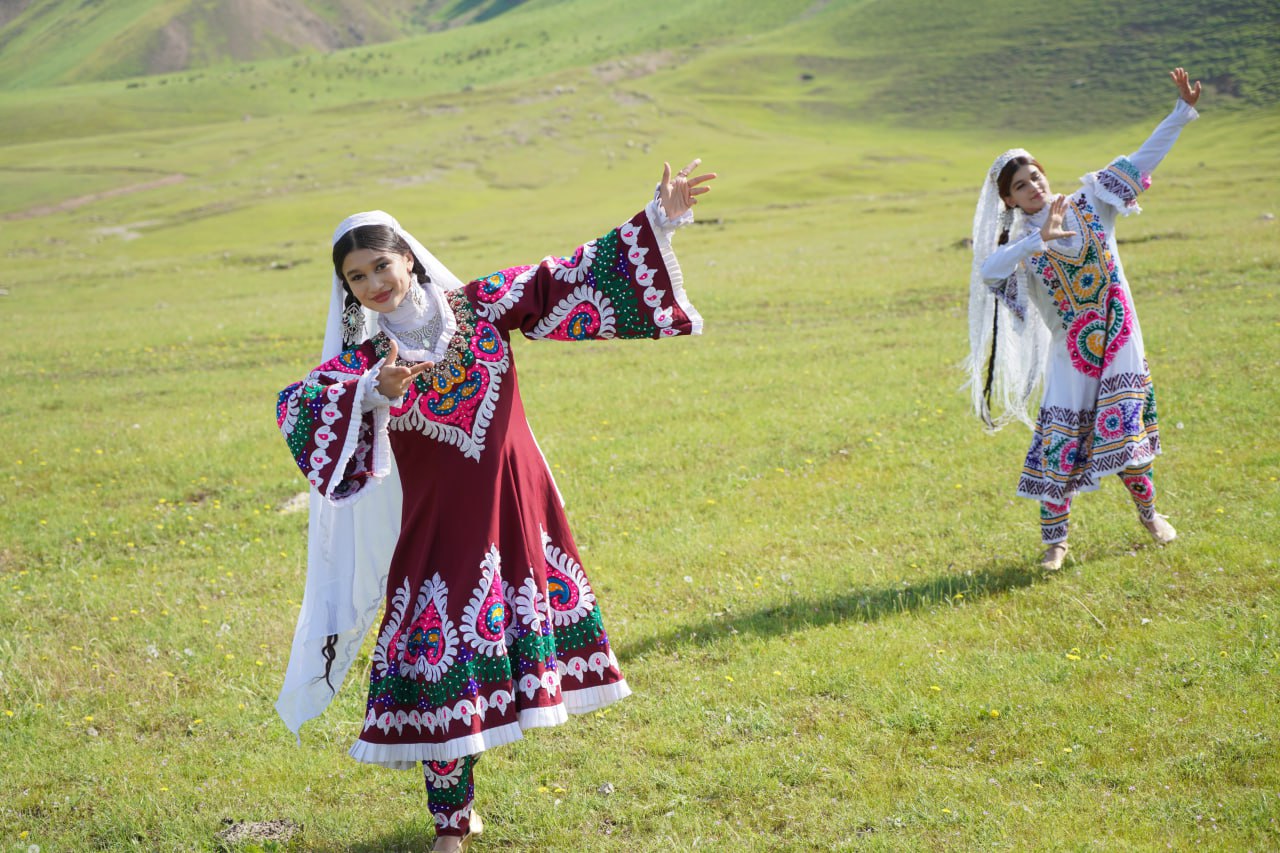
[
  {"xmin": 0, "ymin": 0, "xmax": 527, "ymax": 89},
  {"xmin": 0, "ymin": 0, "xmax": 1275, "ymax": 150},
  {"xmin": 0, "ymin": 0, "xmax": 1278, "ymax": 849}
]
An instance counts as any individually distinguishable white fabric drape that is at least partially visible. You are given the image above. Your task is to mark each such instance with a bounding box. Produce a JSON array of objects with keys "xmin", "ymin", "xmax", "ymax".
[
  {"xmin": 276, "ymin": 211, "xmax": 464, "ymax": 738},
  {"xmin": 964, "ymin": 150, "xmax": 1053, "ymax": 431}
]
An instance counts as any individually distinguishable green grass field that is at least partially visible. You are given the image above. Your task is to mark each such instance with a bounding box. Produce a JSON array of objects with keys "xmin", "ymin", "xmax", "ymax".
[{"xmin": 2, "ymin": 0, "xmax": 1279, "ymax": 850}]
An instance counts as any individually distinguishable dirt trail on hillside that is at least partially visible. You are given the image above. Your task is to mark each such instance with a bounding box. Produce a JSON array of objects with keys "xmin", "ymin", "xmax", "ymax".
[{"xmin": 3, "ymin": 173, "xmax": 187, "ymax": 221}]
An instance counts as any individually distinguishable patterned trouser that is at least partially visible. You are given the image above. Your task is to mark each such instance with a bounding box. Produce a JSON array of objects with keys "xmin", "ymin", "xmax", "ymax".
[
  {"xmin": 1040, "ymin": 461, "xmax": 1157, "ymax": 544},
  {"xmin": 424, "ymin": 754, "xmax": 477, "ymax": 838}
]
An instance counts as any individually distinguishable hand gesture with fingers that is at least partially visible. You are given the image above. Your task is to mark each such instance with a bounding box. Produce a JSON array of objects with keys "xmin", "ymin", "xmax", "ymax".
[
  {"xmin": 1170, "ymin": 67, "xmax": 1202, "ymax": 107},
  {"xmin": 1040, "ymin": 195, "xmax": 1078, "ymax": 243},
  {"xmin": 377, "ymin": 339, "xmax": 433, "ymax": 399},
  {"xmin": 659, "ymin": 158, "xmax": 717, "ymax": 221}
]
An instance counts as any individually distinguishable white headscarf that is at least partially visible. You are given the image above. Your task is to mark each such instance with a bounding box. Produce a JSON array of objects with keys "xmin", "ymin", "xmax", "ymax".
[
  {"xmin": 963, "ymin": 149, "xmax": 1052, "ymax": 432},
  {"xmin": 275, "ymin": 211, "xmax": 465, "ymax": 738}
]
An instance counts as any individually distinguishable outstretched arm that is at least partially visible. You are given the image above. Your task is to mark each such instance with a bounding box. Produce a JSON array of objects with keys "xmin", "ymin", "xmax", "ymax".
[
  {"xmin": 1084, "ymin": 68, "xmax": 1201, "ymax": 216},
  {"xmin": 468, "ymin": 157, "xmax": 716, "ymax": 341},
  {"xmin": 1128, "ymin": 67, "xmax": 1202, "ymax": 175}
]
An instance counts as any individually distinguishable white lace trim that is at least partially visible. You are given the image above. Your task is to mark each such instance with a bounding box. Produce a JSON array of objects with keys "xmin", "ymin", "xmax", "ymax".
[{"xmin": 347, "ymin": 679, "xmax": 631, "ymax": 769}]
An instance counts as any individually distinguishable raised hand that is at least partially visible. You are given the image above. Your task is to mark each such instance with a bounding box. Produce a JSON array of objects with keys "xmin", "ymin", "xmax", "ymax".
[
  {"xmin": 1040, "ymin": 195, "xmax": 1078, "ymax": 243},
  {"xmin": 376, "ymin": 339, "xmax": 433, "ymax": 399},
  {"xmin": 659, "ymin": 158, "xmax": 717, "ymax": 221},
  {"xmin": 1170, "ymin": 67, "xmax": 1202, "ymax": 107}
]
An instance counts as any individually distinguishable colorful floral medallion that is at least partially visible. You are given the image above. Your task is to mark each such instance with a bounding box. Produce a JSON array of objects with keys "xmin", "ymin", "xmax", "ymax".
[
  {"xmin": 460, "ymin": 546, "xmax": 513, "ymax": 659},
  {"xmin": 1029, "ymin": 195, "xmax": 1136, "ymax": 378},
  {"xmin": 375, "ymin": 573, "xmax": 459, "ymax": 684},
  {"xmin": 542, "ymin": 528, "xmax": 596, "ymax": 628},
  {"xmin": 381, "ymin": 292, "xmax": 510, "ymax": 461}
]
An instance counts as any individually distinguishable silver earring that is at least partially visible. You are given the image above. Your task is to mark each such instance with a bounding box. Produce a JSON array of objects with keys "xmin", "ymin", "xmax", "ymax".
[
  {"xmin": 341, "ymin": 300, "xmax": 363, "ymax": 343},
  {"xmin": 409, "ymin": 280, "xmax": 428, "ymax": 310}
]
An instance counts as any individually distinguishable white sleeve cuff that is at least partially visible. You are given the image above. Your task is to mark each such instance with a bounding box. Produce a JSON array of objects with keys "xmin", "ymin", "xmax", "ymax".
[
  {"xmin": 648, "ymin": 184, "xmax": 695, "ymax": 232},
  {"xmin": 358, "ymin": 360, "xmax": 400, "ymax": 412}
]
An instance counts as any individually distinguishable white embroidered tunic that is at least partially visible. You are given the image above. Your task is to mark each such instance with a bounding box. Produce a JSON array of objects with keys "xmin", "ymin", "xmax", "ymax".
[{"xmin": 980, "ymin": 100, "xmax": 1198, "ymax": 504}]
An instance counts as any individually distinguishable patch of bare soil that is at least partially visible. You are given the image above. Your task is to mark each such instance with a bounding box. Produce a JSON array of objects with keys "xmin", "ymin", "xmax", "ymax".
[
  {"xmin": 2, "ymin": 174, "xmax": 186, "ymax": 221},
  {"xmin": 0, "ymin": 0, "xmax": 36, "ymax": 29},
  {"xmin": 218, "ymin": 0, "xmax": 347, "ymax": 59},
  {"xmin": 592, "ymin": 50, "xmax": 678, "ymax": 83},
  {"xmin": 215, "ymin": 818, "xmax": 300, "ymax": 847},
  {"xmin": 147, "ymin": 20, "xmax": 192, "ymax": 75}
]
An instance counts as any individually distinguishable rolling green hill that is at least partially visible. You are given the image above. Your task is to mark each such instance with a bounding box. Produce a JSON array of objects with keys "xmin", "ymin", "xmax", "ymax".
[
  {"xmin": 0, "ymin": 0, "xmax": 1278, "ymax": 850},
  {"xmin": 0, "ymin": 0, "xmax": 1275, "ymax": 149},
  {"xmin": 0, "ymin": 0, "xmax": 529, "ymax": 89}
]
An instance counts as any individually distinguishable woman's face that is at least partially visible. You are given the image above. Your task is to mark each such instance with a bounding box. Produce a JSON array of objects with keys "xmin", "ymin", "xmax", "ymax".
[
  {"xmin": 342, "ymin": 248, "xmax": 415, "ymax": 313},
  {"xmin": 1002, "ymin": 163, "xmax": 1051, "ymax": 214}
]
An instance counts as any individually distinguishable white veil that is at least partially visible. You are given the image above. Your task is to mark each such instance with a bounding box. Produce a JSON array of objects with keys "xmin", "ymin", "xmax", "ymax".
[
  {"xmin": 275, "ymin": 211, "xmax": 464, "ymax": 738},
  {"xmin": 963, "ymin": 149, "xmax": 1052, "ymax": 432}
]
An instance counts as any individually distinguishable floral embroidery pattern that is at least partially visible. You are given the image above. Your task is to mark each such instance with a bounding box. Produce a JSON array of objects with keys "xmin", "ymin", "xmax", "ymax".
[
  {"xmin": 424, "ymin": 758, "xmax": 466, "ymax": 789},
  {"xmin": 513, "ymin": 576, "xmax": 550, "ymax": 638},
  {"xmin": 618, "ymin": 219, "xmax": 680, "ymax": 335},
  {"xmin": 1066, "ymin": 287, "xmax": 1131, "ymax": 378},
  {"xmin": 1090, "ymin": 156, "xmax": 1147, "ymax": 210},
  {"xmin": 551, "ymin": 240, "xmax": 598, "ymax": 284},
  {"xmin": 1018, "ymin": 372, "xmax": 1160, "ymax": 503},
  {"xmin": 425, "ymin": 754, "xmax": 477, "ymax": 833},
  {"xmin": 1030, "ymin": 196, "xmax": 1135, "ymax": 378},
  {"xmin": 460, "ymin": 546, "xmax": 512, "ymax": 658},
  {"xmin": 1039, "ymin": 498, "xmax": 1071, "ymax": 544},
  {"xmin": 986, "ymin": 273, "xmax": 1026, "ymax": 321},
  {"xmin": 529, "ymin": 284, "xmax": 616, "ymax": 340},
  {"xmin": 374, "ymin": 574, "xmax": 458, "ymax": 683},
  {"xmin": 1096, "ymin": 404, "xmax": 1127, "ymax": 440},
  {"xmin": 541, "ymin": 527, "xmax": 596, "ymax": 628},
  {"xmin": 277, "ymin": 346, "xmax": 378, "ymax": 496},
  {"xmin": 383, "ymin": 292, "xmax": 509, "ymax": 461},
  {"xmin": 362, "ymin": 688, "xmax": 516, "ymax": 738},
  {"xmin": 473, "ymin": 267, "xmax": 534, "ymax": 322}
]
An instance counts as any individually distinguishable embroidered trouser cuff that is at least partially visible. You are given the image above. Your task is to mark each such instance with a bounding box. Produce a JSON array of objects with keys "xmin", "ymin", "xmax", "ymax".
[
  {"xmin": 424, "ymin": 754, "xmax": 477, "ymax": 838},
  {"xmin": 1040, "ymin": 461, "xmax": 1158, "ymax": 543},
  {"xmin": 1040, "ymin": 499, "xmax": 1071, "ymax": 545},
  {"xmin": 1119, "ymin": 461, "xmax": 1157, "ymax": 523}
]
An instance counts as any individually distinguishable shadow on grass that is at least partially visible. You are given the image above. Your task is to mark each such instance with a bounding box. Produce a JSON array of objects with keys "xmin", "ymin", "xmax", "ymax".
[{"xmin": 619, "ymin": 558, "xmax": 1043, "ymax": 660}]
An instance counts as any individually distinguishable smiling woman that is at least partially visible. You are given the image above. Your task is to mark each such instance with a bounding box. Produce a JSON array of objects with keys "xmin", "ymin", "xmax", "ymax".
[
  {"xmin": 339, "ymin": 245, "xmax": 416, "ymax": 310},
  {"xmin": 274, "ymin": 159, "xmax": 715, "ymax": 852},
  {"xmin": 996, "ymin": 157, "xmax": 1049, "ymax": 217},
  {"xmin": 964, "ymin": 68, "xmax": 1202, "ymax": 572}
]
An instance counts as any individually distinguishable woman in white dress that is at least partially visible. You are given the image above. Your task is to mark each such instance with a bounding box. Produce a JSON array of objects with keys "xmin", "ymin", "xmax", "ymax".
[{"xmin": 966, "ymin": 68, "xmax": 1202, "ymax": 570}]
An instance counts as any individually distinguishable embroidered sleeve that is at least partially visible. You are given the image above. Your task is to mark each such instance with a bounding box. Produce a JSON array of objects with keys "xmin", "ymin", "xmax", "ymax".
[
  {"xmin": 987, "ymin": 274, "xmax": 1026, "ymax": 321},
  {"xmin": 1084, "ymin": 156, "xmax": 1149, "ymax": 216},
  {"xmin": 276, "ymin": 342, "xmax": 392, "ymax": 504},
  {"xmin": 1082, "ymin": 100, "xmax": 1198, "ymax": 217},
  {"xmin": 465, "ymin": 207, "xmax": 702, "ymax": 340}
]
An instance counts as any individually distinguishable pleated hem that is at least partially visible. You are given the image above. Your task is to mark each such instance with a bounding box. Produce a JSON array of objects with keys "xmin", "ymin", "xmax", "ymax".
[{"xmin": 348, "ymin": 679, "xmax": 632, "ymax": 769}]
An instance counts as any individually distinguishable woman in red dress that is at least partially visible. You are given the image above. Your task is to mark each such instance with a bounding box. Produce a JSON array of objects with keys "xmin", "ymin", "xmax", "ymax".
[{"xmin": 275, "ymin": 160, "xmax": 715, "ymax": 851}]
